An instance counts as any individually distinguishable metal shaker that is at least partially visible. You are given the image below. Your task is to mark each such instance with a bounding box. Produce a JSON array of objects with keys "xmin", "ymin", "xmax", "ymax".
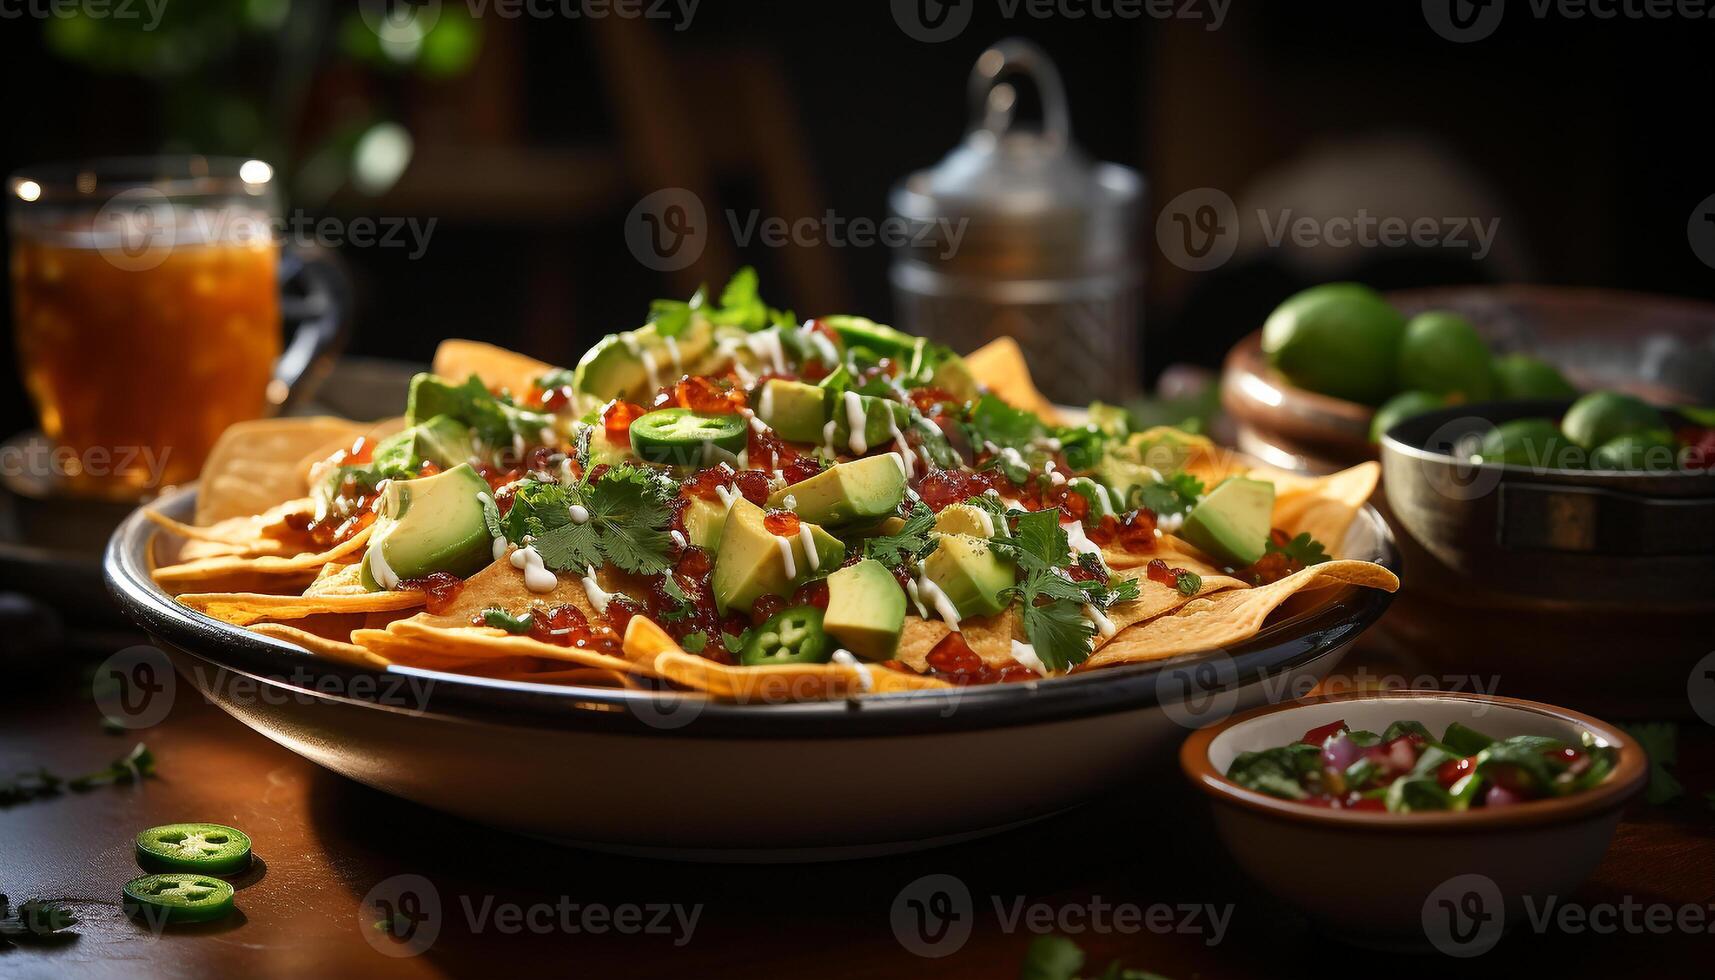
[{"xmin": 889, "ymin": 38, "xmax": 1145, "ymax": 405}]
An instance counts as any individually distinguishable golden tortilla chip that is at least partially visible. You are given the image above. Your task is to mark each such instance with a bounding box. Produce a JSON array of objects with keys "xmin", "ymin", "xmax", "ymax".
[
  {"xmin": 1269, "ymin": 462, "xmax": 1380, "ymax": 557},
  {"xmin": 1078, "ymin": 560, "xmax": 1399, "ymax": 669},
  {"xmin": 177, "ymin": 588, "xmax": 426, "ymax": 627},
  {"xmin": 432, "ymin": 339, "xmax": 555, "ymax": 398},
  {"xmin": 306, "ymin": 561, "xmax": 368, "ymax": 596},
  {"xmin": 149, "ymin": 497, "xmax": 313, "ymax": 545},
  {"xmin": 196, "ymin": 417, "xmax": 369, "ymax": 525},
  {"xmin": 151, "ymin": 525, "xmax": 375, "ymax": 593},
  {"xmin": 248, "ymin": 623, "xmax": 390, "ymax": 669},
  {"xmin": 381, "ymin": 620, "xmax": 643, "ymax": 676},
  {"xmin": 624, "ymin": 616, "xmax": 947, "ymax": 699},
  {"xmin": 964, "ymin": 337, "xmax": 1062, "ymax": 424}
]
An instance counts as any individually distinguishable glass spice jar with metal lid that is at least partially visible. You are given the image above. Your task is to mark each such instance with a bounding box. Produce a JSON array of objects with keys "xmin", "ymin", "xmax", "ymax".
[{"xmin": 889, "ymin": 39, "xmax": 1145, "ymax": 405}]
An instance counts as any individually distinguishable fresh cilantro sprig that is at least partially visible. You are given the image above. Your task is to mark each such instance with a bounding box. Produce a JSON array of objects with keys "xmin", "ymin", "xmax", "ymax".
[
  {"xmin": 528, "ymin": 465, "xmax": 678, "ymax": 576},
  {"xmin": 990, "ymin": 509, "xmax": 1096, "ymax": 673},
  {"xmin": 1267, "ymin": 531, "xmax": 1330, "ymax": 567},
  {"xmin": 968, "ymin": 393, "xmax": 1045, "ymax": 451},
  {"xmin": 1134, "ymin": 472, "xmax": 1203, "ymax": 517},
  {"xmin": 863, "ymin": 502, "xmax": 936, "ymax": 570},
  {"xmin": 658, "ymin": 577, "xmax": 696, "ymax": 623},
  {"xmin": 0, "ymin": 743, "xmax": 154, "ymax": 807}
]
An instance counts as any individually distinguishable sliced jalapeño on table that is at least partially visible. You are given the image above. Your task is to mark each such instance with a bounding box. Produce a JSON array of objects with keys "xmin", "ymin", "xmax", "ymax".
[
  {"xmin": 122, "ymin": 873, "xmax": 236, "ymax": 925},
  {"xmin": 740, "ymin": 605, "xmax": 832, "ymax": 666},
  {"xmin": 135, "ymin": 822, "xmax": 253, "ymax": 875},
  {"xmin": 628, "ymin": 408, "xmax": 748, "ymax": 465}
]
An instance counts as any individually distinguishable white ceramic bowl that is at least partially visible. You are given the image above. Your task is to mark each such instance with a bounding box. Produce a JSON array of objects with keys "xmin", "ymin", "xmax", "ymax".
[
  {"xmin": 1180, "ymin": 691, "xmax": 1647, "ymax": 950},
  {"xmin": 107, "ymin": 486, "xmax": 1398, "ymax": 862}
]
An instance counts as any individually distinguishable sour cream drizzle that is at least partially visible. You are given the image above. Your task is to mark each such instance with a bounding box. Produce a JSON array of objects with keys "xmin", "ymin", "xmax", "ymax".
[
  {"xmin": 510, "ymin": 544, "xmax": 558, "ymax": 593},
  {"xmin": 776, "ymin": 535, "xmax": 798, "ymax": 580},
  {"xmin": 581, "ymin": 565, "xmax": 616, "ymax": 614},
  {"xmin": 1083, "ymin": 603, "xmax": 1117, "ymax": 639},
  {"xmin": 797, "ymin": 524, "xmax": 819, "ymax": 570},
  {"xmin": 841, "ymin": 390, "xmax": 868, "ymax": 455},
  {"xmin": 913, "ymin": 561, "xmax": 962, "ymax": 631},
  {"xmin": 831, "ymin": 649, "xmax": 875, "ymax": 692},
  {"xmin": 1010, "ymin": 640, "xmax": 1049, "ymax": 676}
]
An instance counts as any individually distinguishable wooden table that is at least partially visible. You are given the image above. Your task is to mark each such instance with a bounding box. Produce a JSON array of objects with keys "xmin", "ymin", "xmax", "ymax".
[{"xmin": 2, "ymin": 644, "xmax": 1709, "ymax": 979}]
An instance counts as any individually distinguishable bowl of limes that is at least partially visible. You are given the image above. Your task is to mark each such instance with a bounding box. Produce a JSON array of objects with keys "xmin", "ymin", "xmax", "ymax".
[{"xmin": 1221, "ymin": 283, "xmax": 1715, "ymax": 473}]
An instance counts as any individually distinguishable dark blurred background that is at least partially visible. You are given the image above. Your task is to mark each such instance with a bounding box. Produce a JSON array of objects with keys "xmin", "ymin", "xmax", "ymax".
[{"xmin": 3, "ymin": 0, "xmax": 1712, "ymax": 437}]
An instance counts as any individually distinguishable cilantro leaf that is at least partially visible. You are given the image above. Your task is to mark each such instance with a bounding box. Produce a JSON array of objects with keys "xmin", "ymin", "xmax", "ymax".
[
  {"xmin": 1018, "ymin": 598, "xmax": 1095, "ymax": 673},
  {"xmin": 1020, "ymin": 936, "xmax": 1084, "ymax": 980},
  {"xmin": 1267, "ymin": 531, "xmax": 1330, "ymax": 567},
  {"xmin": 990, "ymin": 507, "xmax": 1066, "ymax": 572},
  {"xmin": 648, "ymin": 299, "xmax": 693, "ymax": 339},
  {"xmin": 526, "ymin": 465, "xmax": 676, "ymax": 577},
  {"xmin": 502, "ymin": 481, "xmax": 573, "ymax": 541},
  {"xmin": 863, "ymin": 502, "xmax": 936, "ymax": 569},
  {"xmin": 969, "ymin": 393, "xmax": 1045, "ymax": 450},
  {"xmin": 1133, "ymin": 472, "xmax": 1204, "ymax": 517},
  {"xmin": 680, "ymin": 632, "xmax": 708, "ymax": 653},
  {"xmin": 658, "ymin": 577, "xmax": 695, "ymax": 623},
  {"xmin": 479, "ymin": 490, "xmax": 506, "ymax": 542}
]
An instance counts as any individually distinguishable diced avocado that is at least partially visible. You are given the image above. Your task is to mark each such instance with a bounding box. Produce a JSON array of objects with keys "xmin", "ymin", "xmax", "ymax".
[
  {"xmin": 828, "ymin": 392, "xmax": 913, "ymax": 454},
  {"xmin": 934, "ymin": 503, "xmax": 999, "ymax": 538},
  {"xmin": 406, "ymin": 374, "xmax": 554, "ymax": 447},
  {"xmin": 820, "ymin": 315, "xmax": 916, "ymax": 358},
  {"xmin": 823, "ymin": 559, "xmax": 907, "ymax": 660},
  {"xmin": 757, "ymin": 378, "xmax": 828, "ymax": 444},
  {"xmin": 1179, "ymin": 477, "xmax": 1274, "ymax": 567},
  {"xmin": 1095, "ymin": 445, "xmax": 1162, "ymax": 509},
  {"xmin": 370, "ymin": 415, "xmax": 475, "ymax": 473},
  {"xmin": 1086, "ymin": 402, "xmax": 1133, "ymax": 438},
  {"xmin": 681, "ymin": 496, "xmax": 727, "ymax": 550},
  {"xmin": 1065, "ymin": 477, "xmax": 1115, "ymax": 521},
  {"xmin": 570, "ymin": 317, "xmax": 714, "ymax": 410},
  {"xmin": 768, "ymin": 455, "xmax": 906, "ymax": 527},
  {"xmin": 928, "ymin": 354, "xmax": 980, "ymax": 402},
  {"xmin": 922, "ymin": 533, "xmax": 1015, "ymax": 619},
  {"xmin": 1127, "ymin": 429, "xmax": 1206, "ymax": 472},
  {"xmin": 360, "ymin": 464, "xmax": 496, "ymax": 591},
  {"xmin": 712, "ymin": 498, "xmax": 845, "ymax": 614}
]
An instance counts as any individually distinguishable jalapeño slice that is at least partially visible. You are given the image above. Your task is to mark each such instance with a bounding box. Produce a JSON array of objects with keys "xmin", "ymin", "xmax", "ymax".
[
  {"xmin": 135, "ymin": 823, "xmax": 253, "ymax": 875},
  {"xmin": 122, "ymin": 873, "xmax": 236, "ymax": 925},
  {"xmin": 740, "ymin": 605, "xmax": 833, "ymax": 666},
  {"xmin": 630, "ymin": 408, "xmax": 747, "ymax": 465}
]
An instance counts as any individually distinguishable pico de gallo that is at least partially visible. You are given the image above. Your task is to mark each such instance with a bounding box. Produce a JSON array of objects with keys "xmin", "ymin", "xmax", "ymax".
[{"xmin": 1226, "ymin": 717, "xmax": 1619, "ymax": 812}]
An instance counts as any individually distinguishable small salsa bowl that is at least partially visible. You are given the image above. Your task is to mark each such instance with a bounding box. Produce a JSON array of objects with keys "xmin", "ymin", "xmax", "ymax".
[{"xmin": 1179, "ymin": 691, "xmax": 1647, "ymax": 950}]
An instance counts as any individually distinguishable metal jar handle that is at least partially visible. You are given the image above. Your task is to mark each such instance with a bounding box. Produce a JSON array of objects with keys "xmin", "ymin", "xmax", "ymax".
[{"xmin": 966, "ymin": 38, "xmax": 1071, "ymax": 148}]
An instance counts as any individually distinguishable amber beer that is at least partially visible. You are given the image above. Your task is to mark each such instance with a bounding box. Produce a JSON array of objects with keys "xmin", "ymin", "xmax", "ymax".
[{"xmin": 8, "ymin": 160, "xmax": 281, "ymax": 498}]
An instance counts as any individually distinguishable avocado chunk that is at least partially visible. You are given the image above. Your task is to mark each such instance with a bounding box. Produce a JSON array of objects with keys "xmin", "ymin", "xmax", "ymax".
[
  {"xmin": 370, "ymin": 415, "xmax": 475, "ymax": 473},
  {"xmin": 823, "ymin": 559, "xmax": 907, "ymax": 660},
  {"xmin": 571, "ymin": 317, "xmax": 714, "ymax": 410},
  {"xmin": 756, "ymin": 378, "xmax": 828, "ymax": 444},
  {"xmin": 928, "ymin": 354, "xmax": 980, "ymax": 402},
  {"xmin": 681, "ymin": 496, "xmax": 727, "ymax": 550},
  {"xmin": 361, "ymin": 464, "xmax": 496, "ymax": 591},
  {"xmin": 1179, "ymin": 477, "xmax": 1275, "ymax": 567},
  {"xmin": 828, "ymin": 391, "xmax": 913, "ymax": 454},
  {"xmin": 934, "ymin": 502, "xmax": 1001, "ymax": 538},
  {"xmin": 768, "ymin": 455, "xmax": 906, "ymax": 527},
  {"xmin": 1095, "ymin": 445, "xmax": 1162, "ymax": 510},
  {"xmin": 712, "ymin": 498, "xmax": 845, "ymax": 614},
  {"xmin": 406, "ymin": 374, "xmax": 554, "ymax": 448},
  {"xmin": 922, "ymin": 533, "xmax": 1015, "ymax": 619},
  {"xmin": 820, "ymin": 315, "xmax": 916, "ymax": 358}
]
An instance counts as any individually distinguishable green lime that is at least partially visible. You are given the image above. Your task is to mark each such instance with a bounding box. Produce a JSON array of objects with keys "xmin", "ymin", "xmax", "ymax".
[
  {"xmin": 1588, "ymin": 429, "xmax": 1679, "ymax": 472},
  {"xmin": 136, "ymin": 823, "xmax": 252, "ymax": 875},
  {"xmin": 1561, "ymin": 391, "xmax": 1663, "ymax": 449},
  {"xmin": 1262, "ymin": 283, "xmax": 1405, "ymax": 405},
  {"xmin": 1370, "ymin": 391, "xmax": 1444, "ymax": 443},
  {"xmin": 1397, "ymin": 311, "xmax": 1494, "ymax": 402},
  {"xmin": 1476, "ymin": 419, "xmax": 1584, "ymax": 469},
  {"xmin": 122, "ymin": 873, "xmax": 236, "ymax": 925},
  {"xmin": 1492, "ymin": 353, "xmax": 1575, "ymax": 399}
]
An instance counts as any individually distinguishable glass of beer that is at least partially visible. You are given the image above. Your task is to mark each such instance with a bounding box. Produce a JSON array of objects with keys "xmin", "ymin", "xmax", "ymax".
[{"xmin": 8, "ymin": 157, "xmax": 286, "ymax": 500}]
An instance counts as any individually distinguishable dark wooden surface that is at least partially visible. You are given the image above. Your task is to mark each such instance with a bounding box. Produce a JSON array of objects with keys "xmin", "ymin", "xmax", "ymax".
[{"xmin": 2, "ymin": 641, "xmax": 1711, "ymax": 980}]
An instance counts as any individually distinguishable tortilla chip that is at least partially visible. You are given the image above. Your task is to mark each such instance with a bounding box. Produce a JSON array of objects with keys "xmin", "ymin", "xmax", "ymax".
[
  {"xmin": 432, "ymin": 339, "xmax": 555, "ymax": 398},
  {"xmin": 1269, "ymin": 462, "xmax": 1380, "ymax": 557},
  {"xmin": 196, "ymin": 417, "xmax": 370, "ymax": 525},
  {"xmin": 306, "ymin": 561, "xmax": 369, "ymax": 596},
  {"xmin": 248, "ymin": 622, "xmax": 390, "ymax": 669},
  {"xmin": 149, "ymin": 497, "xmax": 313, "ymax": 545},
  {"xmin": 964, "ymin": 337, "xmax": 1062, "ymax": 424},
  {"xmin": 177, "ymin": 588, "xmax": 426, "ymax": 627},
  {"xmin": 151, "ymin": 525, "xmax": 375, "ymax": 593},
  {"xmin": 624, "ymin": 616, "xmax": 948, "ymax": 699},
  {"xmin": 399, "ymin": 553, "xmax": 625, "ymax": 629},
  {"xmin": 380, "ymin": 620, "xmax": 643, "ymax": 676},
  {"xmin": 1078, "ymin": 560, "xmax": 1399, "ymax": 668}
]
